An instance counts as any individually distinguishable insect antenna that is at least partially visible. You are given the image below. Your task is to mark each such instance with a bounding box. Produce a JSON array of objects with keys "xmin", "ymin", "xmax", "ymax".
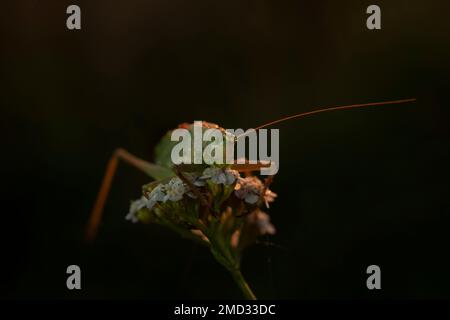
[{"xmin": 236, "ymin": 98, "xmax": 416, "ymax": 141}]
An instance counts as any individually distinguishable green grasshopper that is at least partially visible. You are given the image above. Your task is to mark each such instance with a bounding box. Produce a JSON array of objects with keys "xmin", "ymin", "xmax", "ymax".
[{"xmin": 86, "ymin": 98, "xmax": 415, "ymax": 299}]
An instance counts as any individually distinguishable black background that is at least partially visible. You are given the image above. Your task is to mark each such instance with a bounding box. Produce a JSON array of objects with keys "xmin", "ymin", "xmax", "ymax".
[{"xmin": 1, "ymin": 0, "xmax": 449, "ymax": 299}]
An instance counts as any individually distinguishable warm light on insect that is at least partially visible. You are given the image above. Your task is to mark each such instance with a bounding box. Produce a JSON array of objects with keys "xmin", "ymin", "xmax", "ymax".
[{"xmin": 86, "ymin": 97, "xmax": 416, "ymax": 299}]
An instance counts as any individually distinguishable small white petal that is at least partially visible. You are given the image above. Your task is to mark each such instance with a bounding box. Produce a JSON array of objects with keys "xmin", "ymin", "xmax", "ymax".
[{"xmin": 245, "ymin": 193, "xmax": 260, "ymax": 204}]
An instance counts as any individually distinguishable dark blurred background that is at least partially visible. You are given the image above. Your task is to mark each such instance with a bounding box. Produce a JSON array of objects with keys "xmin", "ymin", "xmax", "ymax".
[{"xmin": 1, "ymin": 0, "xmax": 449, "ymax": 299}]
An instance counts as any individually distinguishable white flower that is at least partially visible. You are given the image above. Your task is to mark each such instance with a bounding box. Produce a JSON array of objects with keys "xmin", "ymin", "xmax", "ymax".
[
  {"xmin": 242, "ymin": 192, "xmax": 260, "ymax": 204},
  {"xmin": 234, "ymin": 176, "xmax": 277, "ymax": 206},
  {"xmin": 185, "ymin": 172, "xmax": 206, "ymax": 187},
  {"xmin": 143, "ymin": 177, "xmax": 187, "ymax": 211},
  {"xmin": 125, "ymin": 196, "xmax": 148, "ymax": 223},
  {"xmin": 234, "ymin": 176, "xmax": 264, "ymax": 204},
  {"xmin": 163, "ymin": 177, "xmax": 187, "ymax": 202},
  {"xmin": 201, "ymin": 167, "xmax": 239, "ymax": 185},
  {"xmin": 146, "ymin": 184, "xmax": 166, "ymax": 210}
]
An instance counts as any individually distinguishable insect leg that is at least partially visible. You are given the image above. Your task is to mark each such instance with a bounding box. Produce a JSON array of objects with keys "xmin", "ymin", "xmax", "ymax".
[{"xmin": 85, "ymin": 148, "xmax": 163, "ymax": 242}]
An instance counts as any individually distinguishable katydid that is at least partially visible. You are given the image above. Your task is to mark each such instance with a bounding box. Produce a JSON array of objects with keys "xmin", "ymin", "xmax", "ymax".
[{"xmin": 85, "ymin": 97, "xmax": 416, "ymax": 299}]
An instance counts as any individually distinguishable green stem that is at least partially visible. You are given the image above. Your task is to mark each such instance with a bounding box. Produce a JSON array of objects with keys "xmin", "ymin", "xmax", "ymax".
[
  {"xmin": 205, "ymin": 225, "xmax": 256, "ymax": 300},
  {"xmin": 230, "ymin": 269, "xmax": 257, "ymax": 300}
]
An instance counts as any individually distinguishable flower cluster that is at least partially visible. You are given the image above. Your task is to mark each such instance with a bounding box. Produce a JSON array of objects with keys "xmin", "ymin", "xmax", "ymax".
[
  {"xmin": 125, "ymin": 177, "xmax": 188, "ymax": 223},
  {"xmin": 125, "ymin": 162, "xmax": 277, "ymax": 282},
  {"xmin": 121, "ymin": 122, "xmax": 279, "ymax": 300},
  {"xmin": 125, "ymin": 166, "xmax": 277, "ymax": 235},
  {"xmin": 235, "ymin": 176, "xmax": 277, "ymax": 206}
]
